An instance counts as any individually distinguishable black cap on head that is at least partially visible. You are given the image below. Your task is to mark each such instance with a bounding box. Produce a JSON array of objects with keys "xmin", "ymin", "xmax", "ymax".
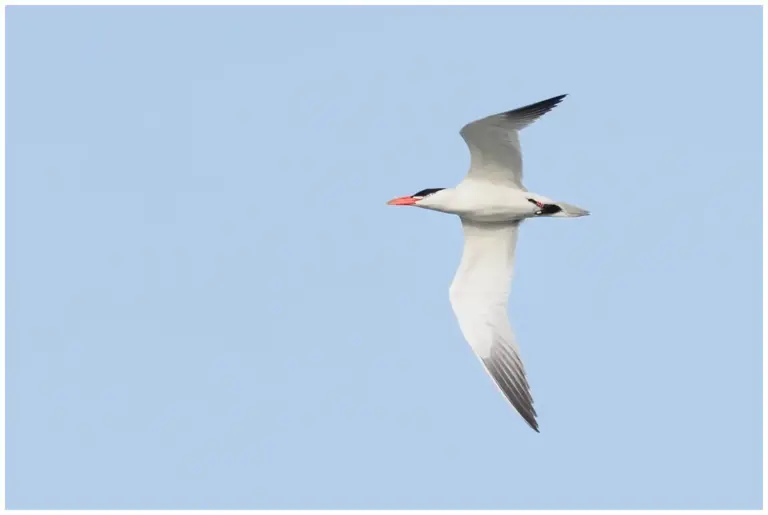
[{"xmin": 412, "ymin": 188, "xmax": 444, "ymax": 198}]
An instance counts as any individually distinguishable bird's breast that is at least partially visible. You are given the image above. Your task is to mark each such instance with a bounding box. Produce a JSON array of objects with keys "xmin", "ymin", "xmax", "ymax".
[{"xmin": 451, "ymin": 186, "xmax": 537, "ymax": 222}]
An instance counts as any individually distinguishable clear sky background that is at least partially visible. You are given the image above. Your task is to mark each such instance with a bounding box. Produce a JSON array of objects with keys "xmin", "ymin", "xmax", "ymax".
[{"xmin": 6, "ymin": 5, "xmax": 762, "ymax": 510}]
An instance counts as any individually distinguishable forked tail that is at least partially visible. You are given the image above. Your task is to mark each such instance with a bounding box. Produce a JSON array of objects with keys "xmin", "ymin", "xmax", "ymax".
[{"xmin": 551, "ymin": 201, "xmax": 590, "ymax": 217}]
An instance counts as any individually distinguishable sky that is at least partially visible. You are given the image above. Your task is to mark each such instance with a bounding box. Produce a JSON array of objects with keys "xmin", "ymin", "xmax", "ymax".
[{"xmin": 6, "ymin": 5, "xmax": 762, "ymax": 510}]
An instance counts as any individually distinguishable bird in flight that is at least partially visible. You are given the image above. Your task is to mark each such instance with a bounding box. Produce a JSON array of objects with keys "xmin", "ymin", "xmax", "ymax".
[{"xmin": 387, "ymin": 94, "xmax": 588, "ymax": 432}]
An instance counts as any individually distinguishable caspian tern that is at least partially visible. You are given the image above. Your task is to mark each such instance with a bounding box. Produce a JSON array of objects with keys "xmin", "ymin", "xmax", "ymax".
[{"xmin": 387, "ymin": 94, "xmax": 588, "ymax": 432}]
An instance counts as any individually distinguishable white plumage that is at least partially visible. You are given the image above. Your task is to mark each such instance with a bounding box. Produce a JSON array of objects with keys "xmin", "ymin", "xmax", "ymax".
[{"xmin": 388, "ymin": 95, "xmax": 589, "ymax": 432}]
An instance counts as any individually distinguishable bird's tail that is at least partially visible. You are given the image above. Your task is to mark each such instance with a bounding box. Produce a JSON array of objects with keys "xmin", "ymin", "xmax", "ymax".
[{"xmin": 551, "ymin": 201, "xmax": 590, "ymax": 217}]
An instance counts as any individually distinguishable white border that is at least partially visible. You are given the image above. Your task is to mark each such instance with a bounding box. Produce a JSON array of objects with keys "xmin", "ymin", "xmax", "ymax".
[
  {"xmin": 762, "ymin": 4, "xmax": 766, "ymax": 514},
  {"xmin": 0, "ymin": 0, "xmax": 765, "ymax": 5},
  {"xmin": 1, "ymin": 0, "xmax": 7, "ymax": 510}
]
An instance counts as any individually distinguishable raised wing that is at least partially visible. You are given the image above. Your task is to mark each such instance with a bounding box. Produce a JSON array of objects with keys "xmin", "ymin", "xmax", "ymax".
[
  {"xmin": 448, "ymin": 220, "xmax": 538, "ymax": 431},
  {"xmin": 459, "ymin": 94, "xmax": 567, "ymax": 190}
]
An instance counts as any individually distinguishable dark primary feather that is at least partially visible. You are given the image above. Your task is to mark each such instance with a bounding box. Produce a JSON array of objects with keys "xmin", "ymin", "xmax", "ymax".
[
  {"xmin": 458, "ymin": 94, "xmax": 568, "ymax": 189},
  {"xmin": 500, "ymin": 94, "xmax": 568, "ymax": 130},
  {"xmin": 483, "ymin": 343, "xmax": 539, "ymax": 432}
]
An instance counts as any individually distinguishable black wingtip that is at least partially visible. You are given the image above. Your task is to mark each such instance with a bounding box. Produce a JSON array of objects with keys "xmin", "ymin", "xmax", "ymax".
[
  {"xmin": 502, "ymin": 94, "xmax": 569, "ymax": 129},
  {"xmin": 529, "ymin": 93, "xmax": 568, "ymax": 110},
  {"xmin": 484, "ymin": 356, "xmax": 540, "ymax": 434},
  {"xmin": 546, "ymin": 93, "xmax": 568, "ymax": 103},
  {"xmin": 525, "ymin": 415, "xmax": 540, "ymax": 433},
  {"xmin": 544, "ymin": 94, "xmax": 568, "ymax": 110}
]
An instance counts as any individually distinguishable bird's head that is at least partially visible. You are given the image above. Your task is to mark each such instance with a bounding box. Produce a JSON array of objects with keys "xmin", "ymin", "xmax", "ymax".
[{"xmin": 386, "ymin": 188, "xmax": 454, "ymax": 211}]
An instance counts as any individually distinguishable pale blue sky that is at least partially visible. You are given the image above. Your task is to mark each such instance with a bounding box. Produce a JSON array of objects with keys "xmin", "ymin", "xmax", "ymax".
[{"xmin": 6, "ymin": 6, "xmax": 762, "ymax": 510}]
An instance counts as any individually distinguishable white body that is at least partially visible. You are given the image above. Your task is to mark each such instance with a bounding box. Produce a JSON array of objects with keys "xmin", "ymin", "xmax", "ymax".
[
  {"xmin": 418, "ymin": 181, "xmax": 589, "ymax": 223},
  {"xmin": 424, "ymin": 181, "xmax": 538, "ymax": 221},
  {"xmin": 391, "ymin": 95, "xmax": 588, "ymax": 432}
]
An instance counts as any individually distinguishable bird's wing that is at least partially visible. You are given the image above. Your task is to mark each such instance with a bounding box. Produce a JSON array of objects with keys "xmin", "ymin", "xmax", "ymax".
[
  {"xmin": 448, "ymin": 219, "xmax": 538, "ymax": 431},
  {"xmin": 459, "ymin": 94, "xmax": 567, "ymax": 190}
]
